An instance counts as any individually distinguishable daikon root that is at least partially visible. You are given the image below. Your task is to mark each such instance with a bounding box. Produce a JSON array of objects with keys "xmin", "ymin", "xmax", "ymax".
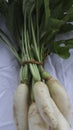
[
  {"xmin": 46, "ymin": 77, "xmax": 72, "ymax": 125},
  {"xmin": 13, "ymin": 83, "xmax": 29, "ymax": 130},
  {"xmin": 33, "ymin": 81, "xmax": 58, "ymax": 128},
  {"xmin": 28, "ymin": 102, "xmax": 51, "ymax": 130},
  {"xmin": 51, "ymin": 98, "xmax": 71, "ymax": 130}
]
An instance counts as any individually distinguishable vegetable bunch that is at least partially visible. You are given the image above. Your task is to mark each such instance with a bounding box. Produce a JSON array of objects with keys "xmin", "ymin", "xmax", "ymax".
[{"xmin": 0, "ymin": 0, "xmax": 73, "ymax": 130}]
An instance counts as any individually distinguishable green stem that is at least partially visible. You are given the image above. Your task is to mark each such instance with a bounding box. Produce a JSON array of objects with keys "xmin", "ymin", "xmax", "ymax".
[
  {"xmin": 31, "ymin": 18, "xmax": 40, "ymax": 61},
  {"xmin": 20, "ymin": 54, "xmax": 29, "ymax": 84},
  {"xmin": 26, "ymin": 31, "xmax": 41, "ymax": 81},
  {"xmin": 39, "ymin": 66, "xmax": 51, "ymax": 80},
  {"xmin": 36, "ymin": 0, "xmax": 39, "ymax": 46},
  {"xmin": 24, "ymin": 12, "xmax": 41, "ymax": 82}
]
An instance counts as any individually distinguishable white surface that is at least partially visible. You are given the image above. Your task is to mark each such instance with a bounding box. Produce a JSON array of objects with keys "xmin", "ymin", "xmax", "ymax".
[
  {"xmin": 0, "ymin": 15, "xmax": 19, "ymax": 130},
  {"xmin": 0, "ymin": 15, "xmax": 20, "ymax": 130},
  {"xmin": 44, "ymin": 50, "xmax": 73, "ymax": 130},
  {"xmin": 0, "ymin": 44, "xmax": 20, "ymax": 130}
]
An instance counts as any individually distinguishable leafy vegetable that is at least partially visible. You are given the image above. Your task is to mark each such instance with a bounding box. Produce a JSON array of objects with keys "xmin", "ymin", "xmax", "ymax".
[{"xmin": 0, "ymin": 1, "xmax": 72, "ymax": 129}]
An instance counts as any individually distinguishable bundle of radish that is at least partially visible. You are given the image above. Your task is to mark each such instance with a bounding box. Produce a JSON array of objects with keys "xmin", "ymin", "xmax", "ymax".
[{"xmin": 0, "ymin": 0, "xmax": 73, "ymax": 130}]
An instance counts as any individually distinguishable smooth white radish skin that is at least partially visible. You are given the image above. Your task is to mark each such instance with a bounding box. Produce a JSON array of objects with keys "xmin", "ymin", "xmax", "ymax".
[
  {"xmin": 33, "ymin": 81, "xmax": 58, "ymax": 128},
  {"xmin": 51, "ymin": 98, "xmax": 70, "ymax": 130},
  {"xmin": 28, "ymin": 103, "xmax": 50, "ymax": 130},
  {"xmin": 13, "ymin": 83, "xmax": 29, "ymax": 130},
  {"xmin": 46, "ymin": 77, "xmax": 72, "ymax": 125}
]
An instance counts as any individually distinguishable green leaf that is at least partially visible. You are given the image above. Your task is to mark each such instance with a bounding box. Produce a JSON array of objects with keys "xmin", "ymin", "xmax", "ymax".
[
  {"xmin": 0, "ymin": 0, "xmax": 23, "ymax": 44},
  {"xmin": 63, "ymin": 6, "xmax": 73, "ymax": 22},
  {"xmin": 8, "ymin": 2, "xmax": 22, "ymax": 39},
  {"xmin": 64, "ymin": 39, "xmax": 73, "ymax": 48},
  {"xmin": 59, "ymin": 23, "xmax": 73, "ymax": 33},
  {"xmin": 53, "ymin": 44, "xmax": 70, "ymax": 59},
  {"xmin": 48, "ymin": 18, "xmax": 64, "ymax": 31},
  {"xmin": 50, "ymin": 2, "xmax": 63, "ymax": 19},
  {"xmin": 44, "ymin": 0, "xmax": 50, "ymax": 27},
  {"xmin": 0, "ymin": 0, "xmax": 8, "ymax": 17},
  {"xmin": 52, "ymin": 39, "xmax": 73, "ymax": 59}
]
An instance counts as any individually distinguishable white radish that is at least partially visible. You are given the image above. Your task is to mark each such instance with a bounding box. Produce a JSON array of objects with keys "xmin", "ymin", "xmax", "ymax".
[
  {"xmin": 13, "ymin": 83, "xmax": 29, "ymax": 130},
  {"xmin": 28, "ymin": 102, "xmax": 50, "ymax": 130},
  {"xmin": 51, "ymin": 98, "xmax": 70, "ymax": 130},
  {"xmin": 46, "ymin": 77, "xmax": 72, "ymax": 125},
  {"xmin": 33, "ymin": 81, "xmax": 58, "ymax": 128}
]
